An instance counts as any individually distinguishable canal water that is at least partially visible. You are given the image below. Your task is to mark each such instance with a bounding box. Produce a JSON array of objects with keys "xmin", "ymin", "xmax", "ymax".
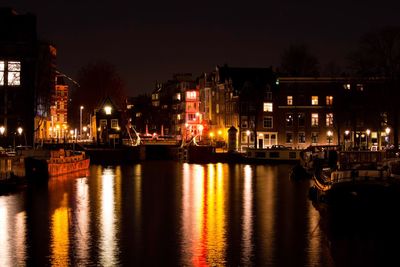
[{"xmin": 0, "ymin": 161, "xmax": 399, "ymax": 266}]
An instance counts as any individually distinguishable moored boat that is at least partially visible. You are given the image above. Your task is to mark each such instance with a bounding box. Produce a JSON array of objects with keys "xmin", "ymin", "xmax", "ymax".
[
  {"xmin": 245, "ymin": 145, "xmax": 302, "ymax": 163},
  {"xmin": 25, "ymin": 148, "xmax": 90, "ymax": 181},
  {"xmin": 308, "ymin": 150, "xmax": 400, "ymax": 213}
]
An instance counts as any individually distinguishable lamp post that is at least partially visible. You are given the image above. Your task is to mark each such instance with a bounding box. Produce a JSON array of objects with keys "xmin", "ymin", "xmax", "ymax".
[
  {"xmin": 366, "ymin": 129, "xmax": 371, "ymax": 150},
  {"xmin": 327, "ymin": 130, "xmax": 333, "ymax": 145},
  {"xmin": 344, "ymin": 130, "xmax": 350, "ymax": 150},
  {"xmin": 385, "ymin": 127, "xmax": 391, "ymax": 148},
  {"xmin": 246, "ymin": 130, "xmax": 250, "ymax": 150},
  {"xmin": 80, "ymin": 106, "xmax": 84, "ymax": 141},
  {"xmin": 0, "ymin": 126, "xmax": 5, "ymax": 147}
]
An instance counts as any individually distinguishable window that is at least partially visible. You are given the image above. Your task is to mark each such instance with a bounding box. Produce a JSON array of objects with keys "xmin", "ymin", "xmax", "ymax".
[
  {"xmin": 298, "ymin": 113, "xmax": 305, "ymax": 127},
  {"xmin": 216, "ymin": 104, "xmax": 219, "ymax": 114},
  {"xmin": 298, "ymin": 132, "xmax": 306, "ymax": 143},
  {"xmin": 186, "ymin": 91, "xmax": 197, "ymax": 100},
  {"xmin": 286, "ymin": 132, "xmax": 293, "ymax": 143},
  {"xmin": 287, "ymin": 96, "xmax": 293, "ymax": 105},
  {"xmin": 100, "ymin": 119, "xmax": 107, "ymax": 127},
  {"xmin": 356, "ymin": 84, "xmax": 364, "ymax": 91},
  {"xmin": 344, "ymin": 84, "xmax": 351, "ymax": 90},
  {"xmin": 111, "ymin": 119, "xmax": 119, "ymax": 129},
  {"xmin": 176, "ymin": 93, "xmax": 181, "ymax": 101},
  {"xmin": 286, "ymin": 113, "xmax": 293, "ymax": 127},
  {"xmin": 177, "ymin": 114, "xmax": 181, "ymax": 120},
  {"xmin": 0, "ymin": 61, "xmax": 21, "ymax": 86},
  {"xmin": 326, "ymin": 96, "xmax": 333, "ymax": 105},
  {"xmin": 136, "ymin": 112, "xmax": 142, "ymax": 117},
  {"xmin": 311, "ymin": 132, "xmax": 318, "ymax": 144},
  {"xmin": 311, "ymin": 96, "xmax": 318, "ymax": 105},
  {"xmin": 188, "ymin": 113, "xmax": 196, "ymax": 121},
  {"xmin": 263, "ymin": 116, "xmax": 273, "ymax": 128},
  {"xmin": 263, "ymin": 102, "xmax": 273, "ymax": 112},
  {"xmin": 326, "ymin": 113, "xmax": 334, "ymax": 127},
  {"xmin": 0, "ymin": 61, "xmax": 4, "ymax": 86},
  {"xmin": 241, "ymin": 116, "xmax": 248, "ymax": 128},
  {"xmin": 311, "ymin": 113, "xmax": 319, "ymax": 126}
]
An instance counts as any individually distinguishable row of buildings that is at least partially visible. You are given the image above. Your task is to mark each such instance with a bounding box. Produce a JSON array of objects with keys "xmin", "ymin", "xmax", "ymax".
[
  {"xmin": 0, "ymin": 8, "xmax": 124, "ymax": 148},
  {"xmin": 128, "ymin": 68, "xmax": 393, "ymax": 151},
  {"xmin": 1, "ymin": 7, "xmax": 396, "ymax": 152}
]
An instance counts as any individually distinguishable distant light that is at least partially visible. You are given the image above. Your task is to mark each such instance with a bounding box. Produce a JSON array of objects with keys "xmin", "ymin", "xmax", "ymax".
[
  {"xmin": 0, "ymin": 126, "xmax": 4, "ymax": 135},
  {"xmin": 275, "ymin": 79, "xmax": 279, "ymax": 85},
  {"xmin": 345, "ymin": 130, "xmax": 350, "ymax": 136},
  {"xmin": 209, "ymin": 132, "xmax": 214, "ymax": 137},
  {"xmin": 83, "ymin": 126, "xmax": 87, "ymax": 132},
  {"xmin": 246, "ymin": 130, "xmax": 250, "ymax": 136},
  {"xmin": 218, "ymin": 130, "xmax": 222, "ymax": 135},
  {"xmin": 80, "ymin": 106, "xmax": 84, "ymax": 110},
  {"xmin": 327, "ymin": 130, "xmax": 333, "ymax": 137},
  {"xmin": 198, "ymin": 125, "xmax": 204, "ymax": 131},
  {"xmin": 17, "ymin": 127, "xmax": 23, "ymax": 135},
  {"xmin": 104, "ymin": 106, "xmax": 112, "ymax": 115},
  {"xmin": 70, "ymin": 130, "xmax": 74, "ymax": 135},
  {"xmin": 385, "ymin": 127, "xmax": 391, "ymax": 135},
  {"xmin": 366, "ymin": 129, "xmax": 371, "ymax": 136}
]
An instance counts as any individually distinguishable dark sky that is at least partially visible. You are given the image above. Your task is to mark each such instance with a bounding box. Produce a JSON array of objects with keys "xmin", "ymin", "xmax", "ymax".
[{"xmin": 3, "ymin": 1, "xmax": 400, "ymax": 96}]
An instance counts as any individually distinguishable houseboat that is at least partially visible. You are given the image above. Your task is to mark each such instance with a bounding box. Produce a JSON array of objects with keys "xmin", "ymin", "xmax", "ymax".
[
  {"xmin": 25, "ymin": 148, "xmax": 90, "ymax": 181},
  {"xmin": 308, "ymin": 150, "xmax": 400, "ymax": 211},
  {"xmin": 245, "ymin": 145, "xmax": 302, "ymax": 163}
]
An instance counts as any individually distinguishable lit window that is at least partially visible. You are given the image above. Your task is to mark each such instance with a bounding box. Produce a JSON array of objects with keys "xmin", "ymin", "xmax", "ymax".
[
  {"xmin": 311, "ymin": 96, "xmax": 318, "ymax": 105},
  {"xmin": 344, "ymin": 84, "xmax": 351, "ymax": 90},
  {"xmin": 263, "ymin": 116, "xmax": 273, "ymax": 128},
  {"xmin": 263, "ymin": 102, "xmax": 273, "ymax": 112},
  {"xmin": 0, "ymin": 61, "xmax": 4, "ymax": 86},
  {"xmin": 286, "ymin": 113, "xmax": 293, "ymax": 127},
  {"xmin": 356, "ymin": 84, "xmax": 364, "ymax": 91},
  {"xmin": 311, "ymin": 113, "xmax": 319, "ymax": 126},
  {"xmin": 326, "ymin": 96, "xmax": 333, "ymax": 105},
  {"xmin": 298, "ymin": 132, "xmax": 306, "ymax": 143},
  {"xmin": 7, "ymin": 61, "xmax": 21, "ymax": 86},
  {"xmin": 177, "ymin": 114, "xmax": 181, "ymax": 120},
  {"xmin": 186, "ymin": 91, "xmax": 197, "ymax": 100},
  {"xmin": 136, "ymin": 112, "xmax": 142, "ymax": 117},
  {"xmin": 176, "ymin": 93, "xmax": 181, "ymax": 101},
  {"xmin": 111, "ymin": 119, "xmax": 119, "ymax": 129},
  {"xmin": 287, "ymin": 96, "xmax": 293, "ymax": 105},
  {"xmin": 326, "ymin": 113, "xmax": 334, "ymax": 127}
]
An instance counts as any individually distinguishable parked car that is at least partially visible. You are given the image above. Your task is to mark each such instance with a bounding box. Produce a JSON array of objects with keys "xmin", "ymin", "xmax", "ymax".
[{"xmin": 270, "ymin": 145, "xmax": 290, "ymax": 150}]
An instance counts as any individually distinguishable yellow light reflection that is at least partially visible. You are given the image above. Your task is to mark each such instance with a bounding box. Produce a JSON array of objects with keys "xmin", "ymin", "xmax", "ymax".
[
  {"xmin": 206, "ymin": 163, "xmax": 226, "ymax": 266},
  {"xmin": 257, "ymin": 165, "xmax": 276, "ymax": 265},
  {"xmin": 50, "ymin": 193, "xmax": 70, "ymax": 267},
  {"xmin": 134, "ymin": 164, "xmax": 142, "ymax": 227},
  {"xmin": 0, "ymin": 198, "xmax": 11, "ymax": 267},
  {"xmin": 15, "ymin": 211, "xmax": 26, "ymax": 267},
  {"xmin": 242, "ymin": 165, "xmax": 253, "ymax": 264},
  {"xmin": 307, "ymin": 181, "xmax": 322, "ymax": 267},
  {"xmin": 181, "ymin": 163, "xmax": 227, "ymax": 266},
  {"xmin": 100, "ymin": 168, "xmax": 117, "ymax": 266},
  {"xmin": 75, "ymin": 177, "xmax": 90, "ymax": 264}
]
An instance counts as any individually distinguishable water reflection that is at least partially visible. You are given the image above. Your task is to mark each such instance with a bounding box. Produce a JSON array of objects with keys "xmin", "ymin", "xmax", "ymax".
[
  {"xmin": 0, "ymin": 195, "xmax": 26, "ymax": 267},
  {"xmin": 0, "ymin": 162, "xmax": 374, "ymax": 266},
  {"xmin": 74, "ymin": 177, "xmax": 90, "ymax": 265},
  {"xmin": 99, "ymin": 167, "xmax": 118, "ymax": 267},
  {"xmin": 181, "ymin": 163, "xmax": 227, "ymax": 266},
  {"xmin": 50, "ymin": 193, "xmax": 70, "ymax": 266}
]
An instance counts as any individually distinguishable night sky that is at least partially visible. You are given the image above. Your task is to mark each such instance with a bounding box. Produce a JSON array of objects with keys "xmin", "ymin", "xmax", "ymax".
[{"xmin": 3, "ymin": 1, "xmax": 400, "ymax": 96}]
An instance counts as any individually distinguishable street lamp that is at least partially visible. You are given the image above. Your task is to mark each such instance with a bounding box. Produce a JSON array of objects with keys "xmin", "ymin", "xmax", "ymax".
[
  {"xmin": 366, "ymin": 129, "xmax": 371, "ymax": 150},
  {"xmin": 80, "ymin": 106, "xmax": 84, "ymax": 141},
  {"xmin": 246, "ymin": 130, "xmax": 250, "ymax": 149},
  {"xmin": 0, "ymin": 126, "xmax": 5, "ymax": 135},
  {"xmin": 385, "ymin": 127, "xmax": 391, "ymax": 147},
  {"xmin": 327, "ymin": 130, "xmax": 333, "ymax": 145}
]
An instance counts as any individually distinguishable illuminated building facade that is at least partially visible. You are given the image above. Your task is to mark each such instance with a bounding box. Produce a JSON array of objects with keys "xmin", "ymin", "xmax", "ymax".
[
  {"xmin": 92, "ymin": 97, "xmax": 122, "ymax": 145},
  {"xmin": 0, "ymin": 8, "xmax": 55, "ymax": 146}
]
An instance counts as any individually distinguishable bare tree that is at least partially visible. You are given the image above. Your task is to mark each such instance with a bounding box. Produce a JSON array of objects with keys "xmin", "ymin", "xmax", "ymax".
[
  {"xmin": 279, "ymin": 44, "xmax": 320, "ymax": 76},
  {"xmin": 70, "ymin": 61, "xmax": 127, "ymax": 126},
  {"xmin": 349, "ymin": 26, "xmax": 400, "ymax": 147}
]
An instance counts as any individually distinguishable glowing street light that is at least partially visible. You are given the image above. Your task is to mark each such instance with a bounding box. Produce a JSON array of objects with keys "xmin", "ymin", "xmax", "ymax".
[
  {"xmin": 327, "ymin": 130, "xmax": 333, "ymax": 145},
  {"xmin": 385, "ymin": 127, "xmax": 391, "ymax": 147},
  {"xmin": 0, "ymin": 126, "xmax": 5, "ymax": 135},
  {"xmin": 17, "ymin": 127, "xmax": 23, "ymax": 135},
  {"xmin": 366, "ymin": 129, "xmax": 371, "ymax": 150},
  {"xmin": 246, "ymin": 130, "xmax": 250, "ymax": 149}
]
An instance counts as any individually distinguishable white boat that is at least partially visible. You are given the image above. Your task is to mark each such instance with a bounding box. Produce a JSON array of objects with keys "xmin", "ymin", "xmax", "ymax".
[{"xmin": 245, "ymin": 145, "xmax": 302, "ymax": 162}]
